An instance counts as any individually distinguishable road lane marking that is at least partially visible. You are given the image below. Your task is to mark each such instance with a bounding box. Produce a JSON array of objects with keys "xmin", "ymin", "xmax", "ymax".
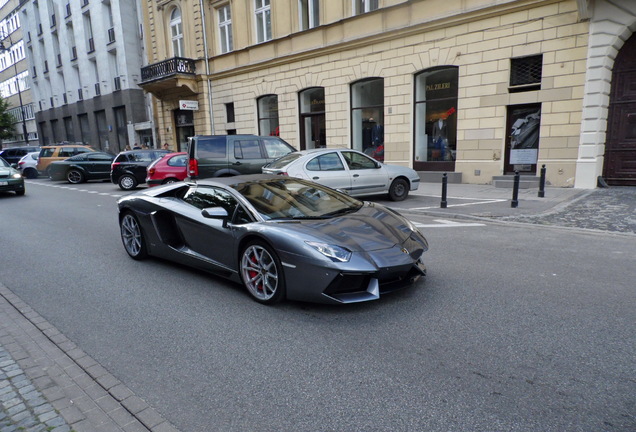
[
  {"xmin": 410, "ymin": 196, "xmax": 506, "ymax": 210},
  {"xmin": 414, "ymin": 219, "xmax": 485, "ymax": 228},
  {"xmin": 27, "ymin": 181, "xmax": 123, "ymax": 198}
]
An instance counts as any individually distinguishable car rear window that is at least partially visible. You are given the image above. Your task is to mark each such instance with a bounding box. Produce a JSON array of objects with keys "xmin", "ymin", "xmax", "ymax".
[
  {"xmin": 129, "ymin": 152, "xmax": 154, "ymax": 162},
  {"xmin": 265, "ymin": 152, "xmax": 303, "ymax": 169},
  {"xmin": 197, "ymin": 137, "xmax": 227, "ymax": 158}
]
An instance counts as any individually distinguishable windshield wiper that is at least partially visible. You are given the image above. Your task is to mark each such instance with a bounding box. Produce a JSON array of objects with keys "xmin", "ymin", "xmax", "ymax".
[{"xmin": 322, "ymin": 207, "xmax": 357, "ymax": 218}]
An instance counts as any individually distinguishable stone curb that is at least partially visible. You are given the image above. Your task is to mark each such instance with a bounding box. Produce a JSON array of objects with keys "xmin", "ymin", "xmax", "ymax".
[{"xmin": 0, "ymin": 283, "xmax": 180, "ymax": 432}]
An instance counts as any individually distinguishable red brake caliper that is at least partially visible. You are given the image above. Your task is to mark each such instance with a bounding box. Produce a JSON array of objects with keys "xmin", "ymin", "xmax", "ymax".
[{"xmin": 248, "ymin": 253, "xmax": 262, "ymax": 291}]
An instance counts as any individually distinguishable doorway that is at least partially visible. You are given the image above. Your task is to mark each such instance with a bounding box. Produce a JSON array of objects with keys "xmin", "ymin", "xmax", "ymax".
[
  {"xmin": 604, "ymin": 32, "xmax": 636, "ymax": 186},
  {"xmin": 504, "ymin": 104, "xmax": 541, "ymax": 174}
]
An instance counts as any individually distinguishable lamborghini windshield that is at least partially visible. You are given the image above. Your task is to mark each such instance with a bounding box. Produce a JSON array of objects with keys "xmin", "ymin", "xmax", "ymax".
[{"xmin": 232, "ymin": 177, "xmax": 363, "ymax": 220}]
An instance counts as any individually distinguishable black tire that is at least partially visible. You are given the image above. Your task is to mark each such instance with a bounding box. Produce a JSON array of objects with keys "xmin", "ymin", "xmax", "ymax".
[
  {"xmin": 67, "ymin": 169, "xmax": 85, "ymax": 184},
  {"xmin": 162, "ymin": 177, "xmax": 179, "ymax": 184},
  {"xmin": 118, "ymin": 174, "xmax": 138, "ymax": 191},
  {"xmin": 240, "ymin": 240, "xmax": 285, "ymax": 304},
  {"xmin": 24, "ymin": 168, "xmax": 38, "ymax": 179},
  {"xmin": 120, "ymin": 212, "xmax": 148, "ymax": 260},
  {"xmin": 15, "ymin": 190, "xmax": 25, "ymax": 196},
  {"xmin": 388, "ymin": 178, "xmax": 409, "ymax": 201}
]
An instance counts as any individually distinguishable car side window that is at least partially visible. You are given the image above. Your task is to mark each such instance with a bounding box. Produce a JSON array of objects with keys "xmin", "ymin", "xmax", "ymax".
[
  {"xmin": 262, "ymin": 138, "xmax": 294, "ymax": 158},
  {"xmin": 76, "ymin": 147, "xmax": 92, "ymax": 154},
  {"xmin": 40, "ymin": 148, "xmax": 55, "ymax": 157},
  {"xmin": 306, "ymin": 153, "xmax": 345, "ymax": 171},
  {"xmin": 168, "ymin": 155, "xmax": 187, "ymax": 167},
  {"xmin": 342, "ymin": 151, "xmax": 377, "ymax": 170},
  {"xmin": 58, "ymin": 148, "xmax": 75, "ymax": 157},
  {"xmin": 197, "ymin": 137, "xmax": 227, "ymax": 158},
  {"xmin": 89, "ymin": 153, "xmax": 112, "ymax": 161},
  {"xmin": 234, "ymin": 139, "xmax": 263, "ymax": 159},
  {"xmin": 181, "ymin": 185, "xmax": 239, "ymax": 215}
]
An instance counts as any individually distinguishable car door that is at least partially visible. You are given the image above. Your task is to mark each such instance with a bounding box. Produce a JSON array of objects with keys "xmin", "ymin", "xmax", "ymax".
[
  {"xmin": 301, "ymin": 152, "xmax": 352, "ymax": 192},
  {"xmin": 340, "ymin": 150, "xmax": 389, "ymax": 195},
  {"xmin": 173, "ymin": 185, "xmax": 238, "ymax": 270},
  {"xmin": 231, "ymin": 137, "xmax": 269, "ymax": 174},
  {"xmin": 87, "ymin": 153, "xmax": 114, "ymax": 178}
]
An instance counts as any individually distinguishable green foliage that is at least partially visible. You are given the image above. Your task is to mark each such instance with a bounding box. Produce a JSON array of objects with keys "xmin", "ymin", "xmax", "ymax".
[{"xmin": 0, "ymin": 97, "xmax": 17, "ymax": 140}]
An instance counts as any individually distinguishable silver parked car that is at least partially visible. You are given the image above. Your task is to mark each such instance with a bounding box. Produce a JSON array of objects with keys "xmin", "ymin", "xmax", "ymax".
[
  {"xmin": 117, "ymin": 175, "xmax": 428, "ymax": 305},
  {"xmin": 262, "ymin": 148, "xmax": 420, "ymax": 201}
]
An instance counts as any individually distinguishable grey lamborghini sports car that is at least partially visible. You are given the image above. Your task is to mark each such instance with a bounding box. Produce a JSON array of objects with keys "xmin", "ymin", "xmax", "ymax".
[{"xmin": 117, "ymin": 174, "xmax": 428, "ymax": 305}]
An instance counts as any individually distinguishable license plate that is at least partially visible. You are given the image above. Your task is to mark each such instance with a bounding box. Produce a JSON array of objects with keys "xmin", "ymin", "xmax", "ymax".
[{"xmin": 0, "ymin": 181, "xmax": 7, "ymax": 186}]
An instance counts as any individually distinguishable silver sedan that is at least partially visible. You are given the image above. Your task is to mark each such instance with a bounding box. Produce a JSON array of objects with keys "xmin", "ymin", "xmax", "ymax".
[{"xmin": 262, "ymin": 148, "xmax": 420, "ymax": 201}]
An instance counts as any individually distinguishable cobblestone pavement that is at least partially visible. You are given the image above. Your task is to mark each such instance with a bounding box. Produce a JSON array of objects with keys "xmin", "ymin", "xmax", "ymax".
[
  {"xmin": 0, "ymin": 284, "xmax": 179, "ymax": 432},
  {"xmin": 498, "ymin": 187, "xmax": 636, "ymax": 234}
]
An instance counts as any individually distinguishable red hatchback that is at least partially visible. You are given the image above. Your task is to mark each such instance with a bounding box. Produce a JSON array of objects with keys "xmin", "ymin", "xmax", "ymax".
[{"xmin": 146, "ymin": 152, "xmax": 188, "ymax": 187}]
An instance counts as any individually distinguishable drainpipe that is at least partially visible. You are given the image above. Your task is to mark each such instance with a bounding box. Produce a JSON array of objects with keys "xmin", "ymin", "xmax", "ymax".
[{"xmin": 199, "ymin": 0, "xmax": 215, "ymax": 134}]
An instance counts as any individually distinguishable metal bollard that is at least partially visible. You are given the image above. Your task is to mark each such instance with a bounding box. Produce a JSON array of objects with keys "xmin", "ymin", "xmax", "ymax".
[
  {"xmin": 511, "ymin": 170, "xmax": 520, "ymax": 208},
  {"xmin": 441, "ymin": 173, "xmax": 448, "ymax": 208},
  {"xmin": 538, "ymin": 164, "xmax": 546, "ymax": 198}
]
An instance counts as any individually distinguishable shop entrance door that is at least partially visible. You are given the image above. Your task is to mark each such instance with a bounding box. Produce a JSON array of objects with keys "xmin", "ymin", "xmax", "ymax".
[{"xmin": 504, "ymin": 104, "xmax": 541, "ymax": 174}]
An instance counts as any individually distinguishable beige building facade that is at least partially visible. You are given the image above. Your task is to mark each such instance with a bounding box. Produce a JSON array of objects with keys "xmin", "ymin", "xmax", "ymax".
[{"xmin": 139, "ymin": 0, "xmax": 636, "ymax": 188}]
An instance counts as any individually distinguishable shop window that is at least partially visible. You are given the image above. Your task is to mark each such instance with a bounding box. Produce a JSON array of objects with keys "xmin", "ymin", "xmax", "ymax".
[
  {"xmin": 299, "ymin": 87, "xmax": 325, "ymax": 150},
  {"xmin": 351, "ymin": 78, "xmax": 384, "ymax": 160},
  {"xmin": 413, "ymin": 66, "xmax": 458, "ymax": 170},
  {"xmin": 257, "ymin": 95, "xmax": 279, "ymax": 136}
]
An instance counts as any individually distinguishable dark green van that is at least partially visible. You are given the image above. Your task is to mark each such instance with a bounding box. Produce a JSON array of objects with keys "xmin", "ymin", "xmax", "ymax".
[{"xmin": 187, "ymin": 135, "xmax": 295, "ymax": 179}]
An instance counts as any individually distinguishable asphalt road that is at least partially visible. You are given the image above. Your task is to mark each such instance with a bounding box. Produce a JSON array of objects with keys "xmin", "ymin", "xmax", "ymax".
[{"xmin": 1, "ymin": 180, "xmax": 635, "ymax": 432}]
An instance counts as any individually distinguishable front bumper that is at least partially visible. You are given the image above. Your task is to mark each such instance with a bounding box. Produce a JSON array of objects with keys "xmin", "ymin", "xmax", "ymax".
[{"xmin": 0, "ymin": 179, "xmax": 25, "ymax": 193}]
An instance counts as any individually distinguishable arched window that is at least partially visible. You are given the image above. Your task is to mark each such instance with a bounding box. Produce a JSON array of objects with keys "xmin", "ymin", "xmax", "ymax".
[
  {"xmin": 351, "ymin": 78, "xmax": 384, "ymax": 160},
  {"xmin": 258, "ymin": 95, "xmax": 279, "ymax": 136},
  {"xmin": 414, "ymin": 66, "xmax": 458, "ymax": 170},
  {"xmin": 299, "ymin": 87, "xmax": 325, "ymax": 150},
  {"xmin": 170, "ymin": 8, "xmax": 184, "ymax": 57}
]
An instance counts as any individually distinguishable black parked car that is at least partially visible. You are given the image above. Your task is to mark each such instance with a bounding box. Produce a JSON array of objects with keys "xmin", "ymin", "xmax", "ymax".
[
  {"xmin": 110, "ymin": 149, "xmax": 169, "ymax": 190},
  {"xmin": 0, "ymin": 146, "xmax": 40, "ymax": 166},
  {"xmin": 48, "ymin": 152, "xmax": 115, "ymax": 184}
]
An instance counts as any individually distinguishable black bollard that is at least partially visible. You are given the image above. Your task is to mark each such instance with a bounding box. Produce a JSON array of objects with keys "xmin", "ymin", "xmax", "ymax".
[
  {"xmin": 441, "ymin": 173, "xmax": 448, "ymax": 208},
  {"xmin": 538, "ymin": 164, "xmax": 546, "ymax": 198},
  {"xmin": 511, "ymin": 170, "xmax": 520, "ymax": 208}
]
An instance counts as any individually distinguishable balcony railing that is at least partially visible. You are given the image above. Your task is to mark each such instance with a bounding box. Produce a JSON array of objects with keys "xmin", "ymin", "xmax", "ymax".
[{"xmin": 141, "ymin": 57, "xmax": 196, "ymax": 82}]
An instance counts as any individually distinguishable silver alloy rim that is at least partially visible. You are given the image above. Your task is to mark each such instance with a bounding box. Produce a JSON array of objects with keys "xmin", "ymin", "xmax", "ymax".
[
  {"xmin": 68, "ymin": 170, "xmax": 82, "ymax": 183},
  {"xmin": 121, "ymin": 214, "xmax": 142, "ymax": 256},
  {"xmin": 121, "ymin": 176, "xmax": 134, "ymax": 189},
  {"xmin": 241, "ymin": 245, "xmax": 279, "ymax": 301}
]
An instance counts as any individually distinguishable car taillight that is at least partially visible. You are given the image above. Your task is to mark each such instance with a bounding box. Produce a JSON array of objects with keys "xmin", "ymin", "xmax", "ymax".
[
  {"xmin": 188, "ymin": 158, "xmax": 198, "ymax": 178},
  {"xmin": 148, "ymin": 167, "xmax": 155, "ymax": 175},
  {"xmin": 18, "ymin": 161, "xmax": 25, "ymax": 166},
  {"xmin": 111, "ymin": 162, "xmax": 120, "ymax": 170}
]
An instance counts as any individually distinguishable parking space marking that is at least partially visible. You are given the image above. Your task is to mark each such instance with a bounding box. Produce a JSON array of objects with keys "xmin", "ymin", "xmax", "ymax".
[
  {"xmin": 414, "ymin": 219, "xmax": 485, "ymax": 228},
  {"xmin": 410, "ymin": 196, "xmax": 506, "ymax": 210},
  {"xmin": 27, "ymin": 181, "xmax": 124, "ymax": 198}
]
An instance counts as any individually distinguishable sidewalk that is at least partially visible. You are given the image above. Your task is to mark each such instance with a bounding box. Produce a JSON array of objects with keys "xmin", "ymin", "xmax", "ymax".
[
  {"xmin": 0, "ymin": 283, "xmax": 179, "ymax": 432},
  {"xmin": 405, "ymin": 183, "xmax": 636, "ymax": 235}
]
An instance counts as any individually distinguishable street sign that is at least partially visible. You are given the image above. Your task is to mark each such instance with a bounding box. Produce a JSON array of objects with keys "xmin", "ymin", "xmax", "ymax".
[{"xmin": 179, "ymin": 100, "xmax": 198, "ymax": 110}]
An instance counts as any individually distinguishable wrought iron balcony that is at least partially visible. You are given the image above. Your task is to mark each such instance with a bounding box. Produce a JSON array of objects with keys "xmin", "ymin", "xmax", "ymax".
[{"xmin": 141, "ymin": 57, "xmax": 196, "ymax": 83}]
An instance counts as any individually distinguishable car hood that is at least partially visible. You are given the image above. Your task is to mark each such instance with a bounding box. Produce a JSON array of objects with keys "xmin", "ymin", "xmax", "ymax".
[
  {"xmin": 0, "ymin": 166, "xmax": 18, "ymax": 176},
  {"xmin": 270, "ymin": 204, "xmax": 418, "ymax": 252}
]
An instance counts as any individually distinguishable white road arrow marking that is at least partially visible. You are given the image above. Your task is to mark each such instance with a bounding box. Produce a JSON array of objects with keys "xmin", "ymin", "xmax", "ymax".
[{"xmin": 414, "ymin": 219, "xmax": 485, "ymax": 228}]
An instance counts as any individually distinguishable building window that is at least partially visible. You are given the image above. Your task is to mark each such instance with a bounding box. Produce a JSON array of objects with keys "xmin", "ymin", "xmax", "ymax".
[
  {"xmin": 299, "ymin": 87, "xmax": 325, "ymax": 150},
  {"xmin": 351, "ymin": 78, "xmax": 384, "ymax": 160},
  {"xmin": 225, "ymin": 102, "xmax": 235, "ymax": 123},
  {"xmin": 413, "ymin": 66, "xmax": 458, "ymax": 169},
  {"xmin": 353, "ymin": 0, "xmax": 378, "ymax": 15},
  {"xmin": 170, "ymin": 8, "xmax": 184, "ymax": 57},
  {"xmin": 299, "ymin": 0, "xmax": 319, "ymax": 30},
  {"xmin": 257, "ymin": 95, "xmax": 279, "ymax": 136},
  {"xmin": 254, "ymin": 0, "xmax": 271, "ymax": 43},
  {"xmin": 510, "ymin": 55, "xmax": 542, "ymax": 91},
  {"xmin": 218, "ymin": 5, "xmax": 233, "ymax": 54}
]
